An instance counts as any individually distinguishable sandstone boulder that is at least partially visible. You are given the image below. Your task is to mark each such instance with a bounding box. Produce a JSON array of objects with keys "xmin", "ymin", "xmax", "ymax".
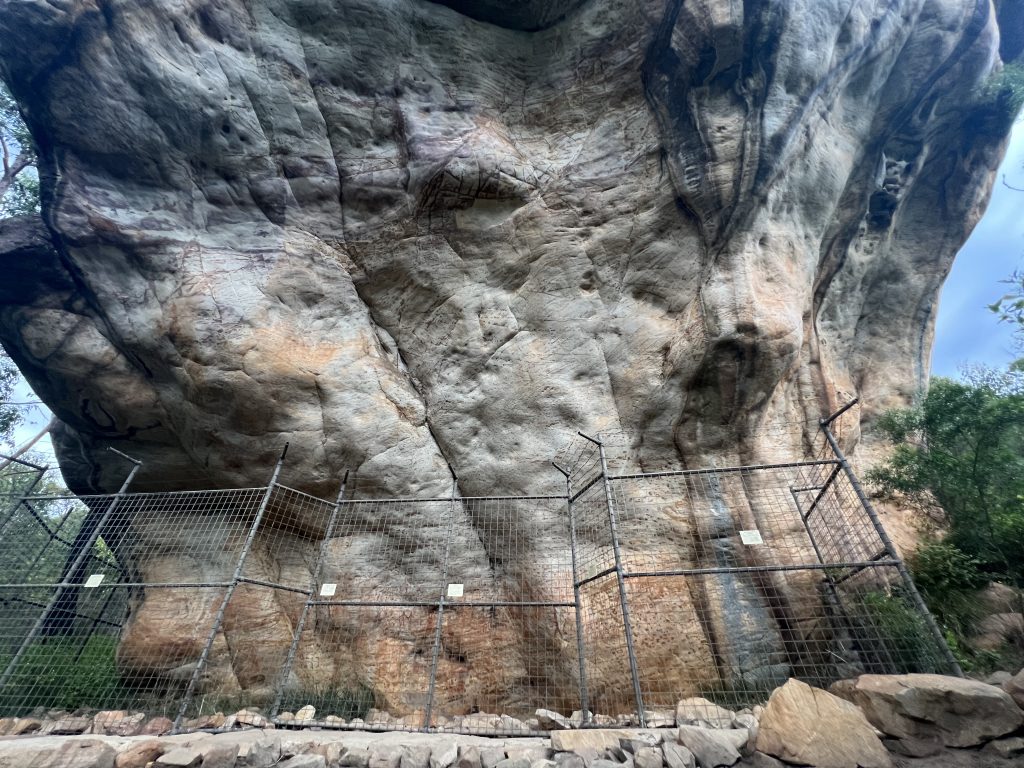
[
  {"xmin": 0, "ymin": 0, "xmax": 1019, "ymax": 717},
  {"xmin": 831, "ymin": 673, "xmax": 1024, "ymax": 748},
  {"xmin": 756, "ymin": 679, "xmax": 891, "ymax": 768}
]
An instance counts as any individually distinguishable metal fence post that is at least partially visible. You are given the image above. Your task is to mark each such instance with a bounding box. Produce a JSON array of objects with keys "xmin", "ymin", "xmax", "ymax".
[
  {"xmin": 578, "ymin": 432, "xmax": 645, "ymax": 726},
  {"xmin": 173, "ymin": 444, "xmax": 290, "ymax": 731},
  {"xmin": 554, "ymin": 461, "xmax": 590, "ymax": 725},
  {"xmin": 421, "ymin": 467, "xmax": 459, "ymax": 731},
  {"xmin": 0, "ymin": 448, "xmax": 142, "ymax": 692},
  {"xmin": 270, "ymin": 471, "xmax": 349, "ymax": 718},
  {"xmin": 818, "ymin": 416, "xmax": 964, "ymax": 677}
]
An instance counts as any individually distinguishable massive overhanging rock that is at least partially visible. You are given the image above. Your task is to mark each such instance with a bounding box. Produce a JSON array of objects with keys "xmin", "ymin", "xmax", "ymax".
[{"xmin": 0, "ymin": 0, "xmax": 1019, "ymax": 717}]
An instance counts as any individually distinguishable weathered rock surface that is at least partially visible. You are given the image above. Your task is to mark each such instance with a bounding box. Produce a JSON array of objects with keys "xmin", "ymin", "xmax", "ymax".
[
  {"xmin": 0, "ymin": 0, "xmax": 1020, "ymax": 715},
  {"xmin": 1003, "ymin": 667, "xmax": 1024, "ymax": 711},
  {"xmin": 831, "ymin": 673, "xmax": 1024, "ymax": 748},
  {"xmin": 756, "ymin": 679, "xmax": 891, "ymax": 768}
]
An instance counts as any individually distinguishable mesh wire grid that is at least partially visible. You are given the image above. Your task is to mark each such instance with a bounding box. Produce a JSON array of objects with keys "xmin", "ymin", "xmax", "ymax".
[{"xmin": 0, "ymin": 408, "xmax": 956, "ymax": 736}]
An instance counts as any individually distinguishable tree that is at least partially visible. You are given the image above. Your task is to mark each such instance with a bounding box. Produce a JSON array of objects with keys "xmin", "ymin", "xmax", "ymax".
[
  {"xmin": 990, "ymin": 270, "xmax": 1024, "ymax": 366},
  {"xmin": 0, "ymin": 81, "xmax": 38, "ymax": 216},
  {"xmin": 0, "ymin": 351, "xmax": 22, "ymax": 450},
  {"xmin": 867, "ymin": 370, "xmax": 1024, "ymax": 585}
]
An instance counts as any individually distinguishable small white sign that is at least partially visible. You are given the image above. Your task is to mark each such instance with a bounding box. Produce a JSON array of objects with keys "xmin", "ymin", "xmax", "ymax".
[
  {"xmin": 319, "ymin": 583, "xmax": 337, "ymax": 597},
  {"xmin": 446, "ymin": 583, "xmax": 464, "ymax": 598},
  {"xmin": 83, "ymin": 574, "xmax": 105, "ymax": 588},
  {"xmin": 739, "ymin": 530, "xmax": 764, "ymax": 546}
]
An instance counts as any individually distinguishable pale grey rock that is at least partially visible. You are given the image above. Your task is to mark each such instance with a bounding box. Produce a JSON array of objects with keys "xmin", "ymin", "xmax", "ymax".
[
  {"xmin": 457, "ymin": 747, "xmax": 482, "ymax": 768},
  {"xmin": 505, "ymin": 748, "xmax": 551, "ymax": 764},
  {"xmin": 236, "ymin": 734, "xmax": 283, "ymax": 768},
  {"xmin": 536, "ymin": 709, "xmax": 571, "ymax": 730},
  {"xmin": 661, "ymin": 743, "xmax": 695, "ymax": 768},
  {"xmin": 590, "ymin": 761, "xmax": 621, "ymax": 768},
  {"xmin": 156, "ymin": 748, "xmax": 203, "ymax": 767},
  {"xmin": 984, "ymin": 671, "xmax": 1013, "ymax": 686},
  {"xmin": 530, "ymin": 760, "xmax": 557, "ymax": 768},
  {"xmin": 632, "ymin": 747, "xmax": 663, "ymax": 768},
  {"xmin": 643, "ymin": 711, "xmax": 675, "ymax": 729},
  {"xmin": 1004, "ymin": 667, "xmax": 1024, "ymax": 711},
  {"xmin": 281, "ymin": 757, "xmax": 329, "ymax": 768},
  {"xmin": 295, "ymin": 706, "xmax": 317, "ymax": 722},
  {"xmin": 569, "ymin": 711, "xmax": 593, "ymax": 728},
  {"xmin": 480, "ymin": 748, "xmax": 506, "ymax": 768},
  {"xmin": 0, "ymin": 0, "xmax": 1019, "ymax": 718},
  {"xmin": 675, "ymin": 700, "xmax": 734, "ymax": 730},
  {"xmin": 342, "ymin": 748, "xmax": 372, "ymax": 768},
  {"xmin": 494, "ymin": 759, "xmax": 530, "ymax": 768},
  {"xmin": 553, "ymin": 753, "xmax": 585, "ymax": 768},
  {"xmin": 430, "ymin": 743, "xmax": 459, "ymax": 768},
  {"xmin": 403, "ymin": 746, "xmax": 433, "ymax": 768},
  {"xmin": 370, "ymin": 745, "xmax": 405, "ymax": 768},
  {"xmin": 676, "ymin": 726, "xmax": 744, "ymax": 768},
  {"xmin": 983, "ymin": 736, "xmax": 1024, "ymax": 758}
]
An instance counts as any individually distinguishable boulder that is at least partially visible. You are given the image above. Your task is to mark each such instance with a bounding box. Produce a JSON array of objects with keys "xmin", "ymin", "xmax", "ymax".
[
  {"xmin": 982, "ymin": 736, "xmax": 1024, "ymax": 759},
  {"xmin": 832, "ymin": 673, "xmax": 1024, "ymax": 747},
  {"xmin": 675, "ymin": 699, "xmax": 735, "ymax": 729},
  {"xmin": 633, "ymin": 747, "xmax": 664, "ymax": 768},
  {"xmin": 403, "ymin": 746, "xmax": 433, "ymax": 768},
  {"xmin": 0, "ymin": 0, "xmax": 1017, "ymax": 722},
  {"xmin": 1004, "ymin": 667, "xmax": 1024, "ymax": 711},
  {"xmin": 661, "ymin": 743, "xmax": 696, "ymax": 768},
  {"xmin": 676, "ymin": 725, "xmax": 746, "ymax": 768},
  {"xmin": 968, "ymin": 613, "xmax": 1024, "ymax": 652},
  {"xmin": 140, "ymin": 717, "xmax": 174, "ymax": 736},
  {"xmin": 756, "ymin": 680, "xmax": 891, "ymax": 768},
  {"xmin": 537, "ymin": 710, "xmax": 571, "ymax": 730},
  {"xmin": 114, "ymin": 741, "xmax": 167, "ymax": 768},
  {"xmin": 0, "ymin": 738, "xmax": 118, "ymax": 768}
]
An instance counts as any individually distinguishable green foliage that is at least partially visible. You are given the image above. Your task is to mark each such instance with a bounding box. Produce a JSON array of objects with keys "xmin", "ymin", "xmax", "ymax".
[
  {"xmin": 0, "ymin": 81, "xmax": 38, "ymax": 217},
  {"xmin": 867, "ymin": 373, "xmax": 1024, "ymax": 585},
  {"xmin": 978, "ymin": 62, "xmax": 1024, "ymax": 127},
  {"xmin": 1, "ymin": 172, "xmax": 39, "ymax": 216},
  {"xmin": 990, "ymin": 271, "xmax": 1024, "ymax": 363},
  {"xmin": 0, "ymin": 636, "xmax": 122, "ymax": 712},
  {"xmin": 908, "ymin": 541, "xmax": 987, "ymax": 641},
  {"xmin": 859, "ymin": 590, "xmax": 941, "ymax": 673},
  {"xmin": 0, "ymin": 353, "xmax": 20, "ymax": 448}
]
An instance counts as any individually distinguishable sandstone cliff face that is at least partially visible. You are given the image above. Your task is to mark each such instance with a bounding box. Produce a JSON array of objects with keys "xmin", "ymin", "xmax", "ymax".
[{"xmin": 0, "ymin": 0, "xmax": 1019, "ymax": 717}]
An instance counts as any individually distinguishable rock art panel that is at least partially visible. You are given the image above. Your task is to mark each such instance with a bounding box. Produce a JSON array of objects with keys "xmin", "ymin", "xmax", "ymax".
[{"xmin": 0, "ymin": 0, "xmax": 1019, "ymax": 714}]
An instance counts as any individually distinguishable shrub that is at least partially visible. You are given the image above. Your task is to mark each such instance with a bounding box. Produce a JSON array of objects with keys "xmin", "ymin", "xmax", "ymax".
[{"xmin": 0, "ymin": 635, "xmax": 121, "ymax": 713}]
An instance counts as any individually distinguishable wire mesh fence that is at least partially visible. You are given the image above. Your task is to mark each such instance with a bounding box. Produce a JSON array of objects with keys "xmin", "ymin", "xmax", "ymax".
[{"xmin": 0, "ymin": 404, "xmax": 959, "ymax": 736}]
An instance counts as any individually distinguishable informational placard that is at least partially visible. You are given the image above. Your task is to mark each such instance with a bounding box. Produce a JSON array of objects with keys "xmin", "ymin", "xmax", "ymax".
[
  {"xmin": 83, "ymin": 574, "xmax": 105, "ymax": 588},
  {"xmin": 739, "ymin": 529, "xmax": 764, "ymax": 546},
  {"xmin": 446, "ymin": 583, "xmax": 464, "ymax": 598},
  {"xmin": 319, "ymin": 583, "xmax": 337, "ymax": 597}
]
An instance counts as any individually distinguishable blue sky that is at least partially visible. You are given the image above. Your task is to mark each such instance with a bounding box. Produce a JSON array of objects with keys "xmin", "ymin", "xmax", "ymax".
[
  {"xmin": 5, "ymin": 123, "xmax": 1024, "ymax": 462},
  {"xmin": 931, "ymin": 121, "xmax": 1024, "ymax": 376}
]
